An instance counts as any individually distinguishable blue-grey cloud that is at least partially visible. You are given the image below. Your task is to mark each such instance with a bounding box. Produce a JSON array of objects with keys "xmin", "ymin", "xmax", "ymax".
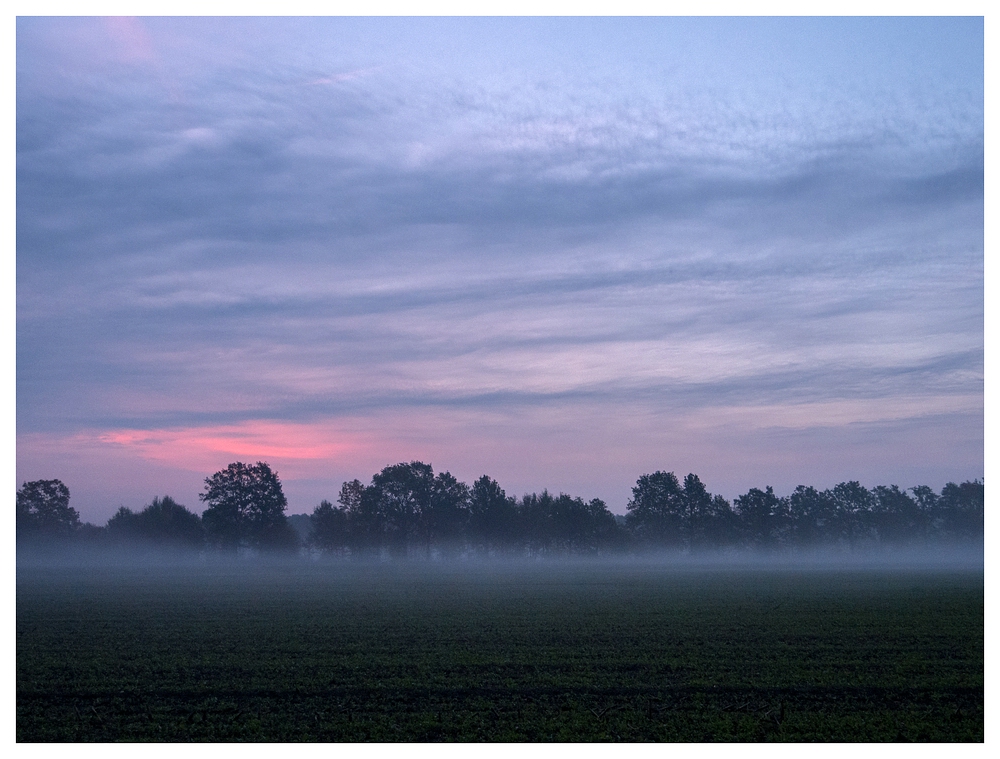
[{"xmin": 16, "ymin": 17, "xmax": 983, "ymax": 518}]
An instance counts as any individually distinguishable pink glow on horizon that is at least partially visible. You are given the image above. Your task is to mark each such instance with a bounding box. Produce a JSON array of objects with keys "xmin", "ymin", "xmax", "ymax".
[{"xmin": 95, "ymin": 421, "xmax": 368, "ymax": 476}]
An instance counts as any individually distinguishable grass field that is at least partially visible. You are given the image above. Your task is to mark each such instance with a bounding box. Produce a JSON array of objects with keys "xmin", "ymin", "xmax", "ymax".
[{"xmin": 16, "ymin": 557, "xmax": 983, "ymax": 742}]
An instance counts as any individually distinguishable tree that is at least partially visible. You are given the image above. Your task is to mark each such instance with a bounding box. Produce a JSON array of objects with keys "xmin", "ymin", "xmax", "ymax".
[
  {"xmin": 515, "ymin": 490, "xmax": 622, "ymax": 555},
  {"xmin": 679, "ymin": 474, "xmax": 738, "ymax": 549},
  {"xmin": 427, "ymin": 471, "xmax": 470, "ymax": 556},
  {"xmin": 106, "ymin": 496, "xmax": 204, "ymax": 550},
  {"xmin": 17, "ymin": 479, "xmax": 79, "ymax": 541},
  {"xmin": 937, "ymin": 480, "xmax": 984, "ymax": 542},
  {"xmin": 588, "ymin": 498, "xmax": 629, "ymax": 553},
  {"xmin": 910, "ymin": 485, "xmax": 938, "ymax": 516},
  {"xmin": 199, "ymin": 462, "xmax": 296, "ymax": 552},
  {"xmin": 106, "ymin": 506, "xmax": 136, "ymax": 535},
  {"xmin": 469, "ymin": 475, "xmax": 518, "ymax": 555},
  {"xmin": 309, "ymin": 499, "xmax": 349, "ymax": 554},
  {"xmin": 338, "ymin": 478, "xmax": 366, "ymax": 514},
  {"xmin": 734, "ymin": 486, "xmax": 786, "ymax": 548},
  {"xmin": 308, "ymin": 480, "xmax": 371, "ymax": 555},
  {"xmin": 625, "ymin": 471, "xmax": 686, "ymax": 548},
  {"xmin": 698, "ymin": 494, "xmax": 740, "ymax": 548},
  {"xmin": 827, "ymin": 481, "xmax": 876, "ymax": 547},
  {"xmin": 518, "ymin": 490, "xmax": 557, "ymax": 555},
  {"xmin": 367, "ymin": 462, "xmax": 435, "ymax": 558},
  {"xmin": 789, "ymin": 485, "xmax": 835, "ymax": 546},
  {"xmin": 682, "ymin": 473, "xmax": 712, "ymax": 547},
  {"xmin": 870, "ymin": 485, "xmax": 925, "ymax": 546},
  {"xmin": 333, "ymin": 478, "xmax": 379, "ymax": 556},
  {"xmin": 556, "ymin": 495, "xmax": 614, "ymax": 553}
]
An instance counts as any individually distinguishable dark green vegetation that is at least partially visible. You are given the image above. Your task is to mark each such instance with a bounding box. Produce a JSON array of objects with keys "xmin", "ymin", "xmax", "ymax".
[
  {"xmin": 17, "ymin": 561, "xmax": 983, "ymax": 742},
  {"xmin": 17, "ymin": 464, "xmax": 985, "ymax": 558}
]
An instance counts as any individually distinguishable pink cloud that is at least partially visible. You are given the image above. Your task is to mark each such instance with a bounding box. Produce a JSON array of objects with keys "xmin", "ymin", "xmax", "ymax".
[
  {"xmin": 101, "ymin": 17, "xmax": 183, "ymax": 103},
  {"xmin": 94, "ymin": 421, "xmax": 368, "ymax": 477},
  {"xmin": 103, "ymin": 17, "xmax": 157, "ymax": 64}
]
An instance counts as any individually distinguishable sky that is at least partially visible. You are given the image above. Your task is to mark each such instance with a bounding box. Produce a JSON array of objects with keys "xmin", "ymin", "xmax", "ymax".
[{"xmin": 16, "ymin": 16, "xmax": 983, "ymax": 522}]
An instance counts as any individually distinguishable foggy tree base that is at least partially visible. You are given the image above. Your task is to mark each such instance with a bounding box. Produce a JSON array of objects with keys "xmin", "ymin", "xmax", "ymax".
[{"xmin": 14, "ymin": 464, "xmax": 987, "ymax": 559}]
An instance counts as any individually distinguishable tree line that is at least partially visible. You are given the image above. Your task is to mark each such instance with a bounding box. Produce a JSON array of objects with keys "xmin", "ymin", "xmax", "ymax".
[{"xmin": 16, "ymin": 460, "xmax": 984, "ymax": 557}]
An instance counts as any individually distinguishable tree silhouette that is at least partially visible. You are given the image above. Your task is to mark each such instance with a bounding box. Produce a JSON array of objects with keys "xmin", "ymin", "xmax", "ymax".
[
  {"xmin": 365, "ymin": 462, "xmax": 436, "ymax": 557},
  {"xmin": 469, "ymin": 475, "xmax": 517, "ymax": 555},
  {"xmin": 309, "ymin": 499, "xmax": 349, "ymax": 554},
  {"xmin": 334, "ymin": 478, "xmax": 379, "ymax": 556},
  {"xmin": 827, "ymin": 481, "xmax": 876, "ymax": 548},
  {"xmin": 870, "ymin": 485, "xmax": 925, "ymax": 546},
  {"xmin": 789, "ymin": 485, "xmax": 834, "ymax": 545},
  {"xmin": 47, "ymin": 455, "xmax": 978, "ymax": 559},
  {"xmin": 17, "ymin": 479, "xmax": 79, "ymax": 542},
  {"xmin": 937, "ymin": 480, "xmax": 984, "ymax": 542},
  {"xmin": 516, "ymin": 491, "xmax": 622, "ymax": 555},
  {"xmin": 200, "ymin": 462, "xmax": 296, "ymax": 552},
  {"xmin": 428, "ymin": 471, "xmax": 470, "ymax": 556},
  {"xmin": 734, "ymin": 486, "xmax": 786, "ymax": 548},
  {"xmin": 625, "ymin": 471, "xmax": 686, "ymax": 548},
  {"xmin": 683, "ymin": 474, "xmax": 739, "ymax": 548},
  {"xmin": 106, "ymin": 496, "xmax": 204, "ymax": 550},
  {"xmin": 518, "ymin": 491, "xmax": 555, "ymax": 554}
]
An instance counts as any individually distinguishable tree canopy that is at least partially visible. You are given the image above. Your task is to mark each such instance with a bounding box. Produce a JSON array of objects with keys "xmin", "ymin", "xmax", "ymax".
[
  {"xmin": 16, "ymin": 463, "xmax": 983, "ymax": 559},
  {"xmin": 106, "ymin": 496, "xmax": 204, "ymax": 550},
  {"xmin": 17, "ymin": 479, "xmax": 79, "ymax": 541},
  {"xmin": 199, "ymin": 461, "xmax": 297, "ymax": 552}
]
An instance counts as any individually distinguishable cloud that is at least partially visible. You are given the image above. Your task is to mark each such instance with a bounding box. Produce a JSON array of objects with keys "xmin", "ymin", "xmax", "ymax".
[
  {"xmin": 96, "ymin": 421, "xmax": 362, "ymax": 471},
  {"xmin": 16, "ymin": 17, "xmax": 983, "ymax": 520}
]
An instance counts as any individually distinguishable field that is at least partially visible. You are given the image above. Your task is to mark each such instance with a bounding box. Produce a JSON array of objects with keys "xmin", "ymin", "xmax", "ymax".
[{"xmin": 17, "ymin": 557, "xmax": 983, "ymax": 742}]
